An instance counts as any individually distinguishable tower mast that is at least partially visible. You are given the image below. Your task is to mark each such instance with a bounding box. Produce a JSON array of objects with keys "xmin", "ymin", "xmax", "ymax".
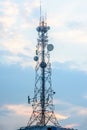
[
  {"xmin": 18, "ymin": 1, "xmax": 78, "ymax": 130},
  {"xmin": 27, "ymin": 0, "xmax": 59, "ymax": 127}
]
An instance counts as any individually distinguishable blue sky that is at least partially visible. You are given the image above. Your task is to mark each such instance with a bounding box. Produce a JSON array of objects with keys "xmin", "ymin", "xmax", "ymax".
[{"xmin": 0, "ymin": 0, "xmax": 87, "ymax": 130}]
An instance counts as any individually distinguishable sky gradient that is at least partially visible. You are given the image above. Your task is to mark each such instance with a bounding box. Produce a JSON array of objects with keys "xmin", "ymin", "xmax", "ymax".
[{"xmin": 0, "ymin": 0, "xmax": 87, "ymax": 130}]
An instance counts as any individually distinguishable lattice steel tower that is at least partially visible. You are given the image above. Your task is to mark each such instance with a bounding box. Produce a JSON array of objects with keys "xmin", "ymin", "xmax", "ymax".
[
  {"xmin": 27, "ymin": 1, "xmax": 59, "ymax": 127},
  {"xmin": 18, "ymin": 1, "xmax": 78, "ymax": 130}
]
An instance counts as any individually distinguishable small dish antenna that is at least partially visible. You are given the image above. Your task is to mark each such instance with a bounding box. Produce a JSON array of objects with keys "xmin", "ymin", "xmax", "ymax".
[
  {"xmin": 34, "ymin": 56, "xmax": 38, "ymax": 61},
  {"xmin": 47, "ymin": 44, "xmax": 54, "ymax": 51}
]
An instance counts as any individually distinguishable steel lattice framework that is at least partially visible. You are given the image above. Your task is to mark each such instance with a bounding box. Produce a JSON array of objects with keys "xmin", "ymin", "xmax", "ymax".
[
  {"xmin": 18, "ymin": 0, "xmax": 78, "ymax": 130},
  {"xmin": 27, "ymin": 20, "xmax": 59, "ymax": 127}
]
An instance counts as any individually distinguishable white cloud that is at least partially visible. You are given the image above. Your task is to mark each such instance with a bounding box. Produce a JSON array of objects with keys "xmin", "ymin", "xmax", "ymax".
[
  {"xmin": 46, "ymin": 0, "xmax": 87, "ymax": 72},
  {"xmin": 4, "ymin": 104, "xmax": 32, "ymax": 116},
  {"xmin": 0, "ymin": 1, "xmax": 19, "ymax": 29},
  {"xmin": 65, "ymin": 123, "xmax": 79, "ymax": 129},
  {"xmin": 51, "ymin": 29, "xmax": 87, "ymax": 44},
  {"xmin": 0, "ymin": 0, "xmax": 38, "ymax": 68},
  {"xmin": 50, "ymin": 30, "xmax": 87, "ymax": 72},
  {"xmin": 3, "ymin": 55, "xmax": 23, "ymax": 64},
  {"xmin": 54, "ymin": 99, "xmax": 87, "ymax": 118},
  {"xmin": 56, "ymin": 113, "xmax": 69, "ymax": 120},
  {"xmin": 0, "ymin": 104, "xmax": 30, "ymax": 130},
  {"xmin": 1, "ymin": 1, "xmax": 19, "ymax": 16},
  {"xmin": 24, "ymin": 0, "xmax": 40, "ymax": 16},
  {"xmin": 0, "ymin": 33, "xmax": 35, "ymax": 67},
  {"xmin": 53, "ymin": 99, "xmax": 87, "ymax": 129},
  {"xmin": 78, "ymin": 108, "xmax": 87, "ymax": 116},
  {"xmin": 0, "ymin": 16, "xmax": 16, "ymax": 29},
  {"xmin": 83, "ymin": 95, "xmax": 87, "ymax": 99},
  {"xmin": 1, "ymin": 38, "xmax": 31, "ymax": 55}
]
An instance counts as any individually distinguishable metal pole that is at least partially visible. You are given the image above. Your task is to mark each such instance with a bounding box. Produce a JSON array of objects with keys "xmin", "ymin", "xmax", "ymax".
[{"xmin": 41, "ymin": 31, "xmax": 45, "ymax": 125}]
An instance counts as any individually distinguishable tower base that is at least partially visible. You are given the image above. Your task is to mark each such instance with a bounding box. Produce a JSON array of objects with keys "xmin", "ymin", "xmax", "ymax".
[{"xmin": 18, "ymin": 125, "xmax": 77, "ymax": 130}]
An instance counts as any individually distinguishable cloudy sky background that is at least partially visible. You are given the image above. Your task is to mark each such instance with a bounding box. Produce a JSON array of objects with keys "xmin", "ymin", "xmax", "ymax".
[{"xmin": 0, "ymin": 0, "xmax": 87, "ymax": 130}]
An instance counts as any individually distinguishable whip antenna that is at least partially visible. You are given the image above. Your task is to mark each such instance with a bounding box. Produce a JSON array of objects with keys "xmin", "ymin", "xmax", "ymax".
[
  {"xmin": 39, "ymin": 0, "xmax": 47, "ymax": 24},
  {"xmin": 40, "ymin": 0, "xmax": 42, "ymax": 24}
]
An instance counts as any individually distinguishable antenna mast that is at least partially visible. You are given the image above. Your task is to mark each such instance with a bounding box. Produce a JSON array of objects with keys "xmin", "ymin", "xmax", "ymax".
[
  {"xmin": 40, "ymin": 0, "xmax": 41, "ymax": 23},
  {"xmin": 27, "ymin": 0, "xmax": 59, "ymax": 127}
]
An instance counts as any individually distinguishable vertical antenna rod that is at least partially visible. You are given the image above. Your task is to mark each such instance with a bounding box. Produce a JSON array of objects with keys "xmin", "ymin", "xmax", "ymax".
[{"xmin": 40, "ymin": 0, "xmax": 41, "ymax": 23}]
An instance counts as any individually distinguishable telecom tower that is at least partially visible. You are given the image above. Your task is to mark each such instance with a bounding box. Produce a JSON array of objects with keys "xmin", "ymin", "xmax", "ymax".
[
  {"xmin": 18, "ymin": 1, "xmax": 77, "ymax": 130},
  {"xmin": 27, "ymin": 14, "xmax": 59, "ymax": 128}
]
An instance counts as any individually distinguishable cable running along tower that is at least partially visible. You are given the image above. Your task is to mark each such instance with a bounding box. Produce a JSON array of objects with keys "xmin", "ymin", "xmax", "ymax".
[{"xmin": 18, "ymin": 0, "xmax": 77, "ymax": 130}]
